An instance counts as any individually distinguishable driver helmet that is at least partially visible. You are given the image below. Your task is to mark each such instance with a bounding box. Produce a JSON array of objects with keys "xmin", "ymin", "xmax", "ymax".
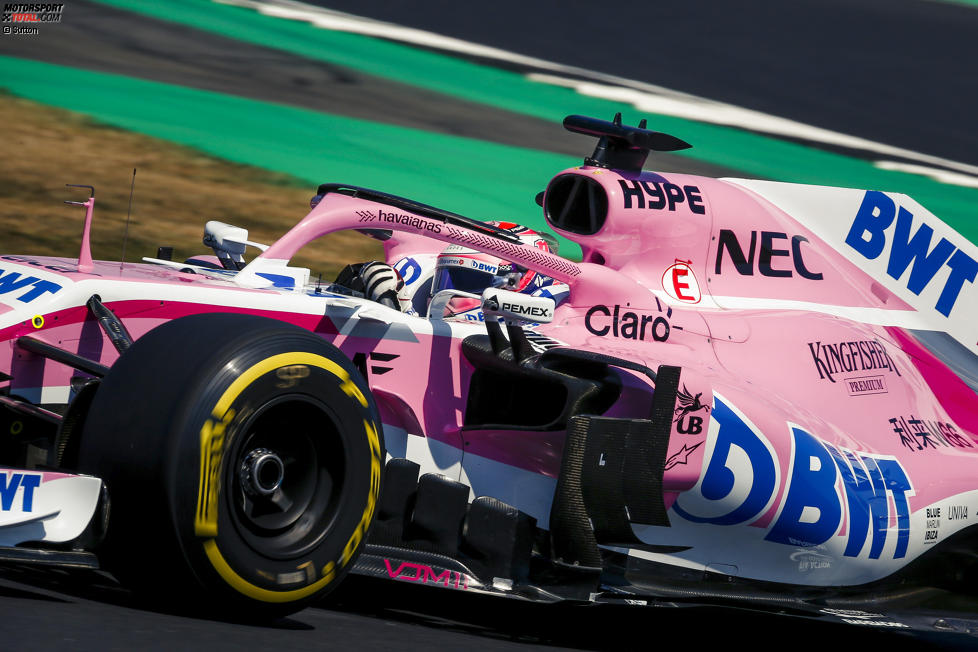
[{"xmin": 431, "ymin": 221, "xmax": 553, "ymax": 319}]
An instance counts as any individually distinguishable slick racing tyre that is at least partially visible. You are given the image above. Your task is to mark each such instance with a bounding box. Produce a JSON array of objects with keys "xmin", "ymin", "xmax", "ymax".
[{"xmin": 77, "ymin": 313, "xmax": 384, "ymax": 617}]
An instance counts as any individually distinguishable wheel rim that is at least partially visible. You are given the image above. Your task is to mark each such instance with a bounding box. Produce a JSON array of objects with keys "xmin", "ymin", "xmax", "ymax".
[{"xmin": 226, "ymin": 395, "xmax": 347, "ymax": 559}]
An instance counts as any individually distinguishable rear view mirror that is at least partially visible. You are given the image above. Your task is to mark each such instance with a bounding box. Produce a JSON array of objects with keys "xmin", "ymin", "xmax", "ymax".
[{"xmin": 481, "ymin": 288, "xmax": 555, "ymax": 324}]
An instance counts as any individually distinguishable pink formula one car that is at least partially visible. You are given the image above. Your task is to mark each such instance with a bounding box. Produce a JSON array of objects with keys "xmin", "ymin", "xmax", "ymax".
[{"xmin": 1, "ymin": 115, "xmax": 977, "ymax": 634}]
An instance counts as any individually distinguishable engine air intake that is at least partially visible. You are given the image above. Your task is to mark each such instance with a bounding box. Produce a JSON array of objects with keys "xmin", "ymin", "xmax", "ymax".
[{"xmin": 544, "ymin": 174, "xmax": 609, "ymax": 236}]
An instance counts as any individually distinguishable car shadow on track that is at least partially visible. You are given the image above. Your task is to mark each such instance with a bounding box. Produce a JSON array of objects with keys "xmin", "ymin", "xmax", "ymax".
[
  {"xmin": 0, "ymin": 565, "xmax": 128, "ymax": 606},
  {"xmin": 1, "ymin": 564, "xmax": 975, "ymax": 651},
  {"xmin": 321, "ymin": 575, "xmax": 969, "ymax": 651},
  {"xmin": 0, "ymin": 564, "xmax": 313, "ymax": 630}
]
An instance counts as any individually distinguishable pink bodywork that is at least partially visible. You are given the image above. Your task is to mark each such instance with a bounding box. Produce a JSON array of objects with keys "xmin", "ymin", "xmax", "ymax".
[{"xmin": 0, "ymin": 165, "xmax": 975, "ymax": 586}]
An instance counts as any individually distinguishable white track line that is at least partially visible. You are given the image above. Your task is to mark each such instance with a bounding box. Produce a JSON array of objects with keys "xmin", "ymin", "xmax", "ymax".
[{"xmin": 216, "ymin": 0, "xmax": 978, "ymax": 186}]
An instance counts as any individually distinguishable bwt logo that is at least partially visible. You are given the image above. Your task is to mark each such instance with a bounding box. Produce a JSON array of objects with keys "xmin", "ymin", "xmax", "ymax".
[
  {"xmin": 674, "ymin": 397, "xmax": 914, "ymax": 560},
  {"xmin": 0, "ymin": 472, "xmax": 41, "ymax": 512},
  {"xmin": 384, "ymin": 559, "xmax": 469, "ymax": 590},
  {"xmin": 846, "ymin": 190, "xmax": 977, "ymax": 318},
  {"xmin": 0, "ymin": 267, "xmax": 61, "ymax": 302}
]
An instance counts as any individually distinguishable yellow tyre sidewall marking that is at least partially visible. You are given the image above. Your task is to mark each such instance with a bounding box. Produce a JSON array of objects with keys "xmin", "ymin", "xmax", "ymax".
[
  {"xmin": 203, "ymin": 539, "xmax": 337, "ymax": 603},
  {"xmin": 195, "ymin": 351, "xmax": 381, "ymax": 603}
]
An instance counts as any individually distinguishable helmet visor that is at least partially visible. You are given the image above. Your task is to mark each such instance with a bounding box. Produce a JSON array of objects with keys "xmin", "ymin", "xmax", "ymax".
[{"xmin": 432, "ymin": 266, "xmax": 496, "ymax": 295}]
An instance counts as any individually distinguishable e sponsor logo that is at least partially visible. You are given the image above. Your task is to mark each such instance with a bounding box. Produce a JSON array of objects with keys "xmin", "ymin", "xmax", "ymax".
[{"xmin": 662, "ymin": 259, "xmax": 701, "ymax": 303}]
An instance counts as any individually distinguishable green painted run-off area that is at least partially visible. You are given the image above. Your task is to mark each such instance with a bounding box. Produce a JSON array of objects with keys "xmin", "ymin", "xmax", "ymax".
[{"xmin": 1, "ymin": 0, "xmax": 974, "ymax": 256}]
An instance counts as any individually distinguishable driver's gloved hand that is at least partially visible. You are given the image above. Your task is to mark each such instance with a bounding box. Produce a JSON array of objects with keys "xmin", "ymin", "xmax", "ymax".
[{"xmin": 358, "ymin": 261, "xmax": 404, "ymax": 311}]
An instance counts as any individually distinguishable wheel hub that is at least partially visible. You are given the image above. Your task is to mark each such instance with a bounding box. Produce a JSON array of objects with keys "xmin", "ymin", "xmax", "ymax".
[{"xmin": 239, "ymin": 448, "xmax": 285, "ymax": 497}]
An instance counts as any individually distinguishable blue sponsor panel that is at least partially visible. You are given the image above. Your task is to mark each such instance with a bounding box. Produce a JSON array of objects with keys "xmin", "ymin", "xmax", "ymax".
[
  {"xmin": 255, "ymin": 272, "xmax": 296, "ymax": 288},
  {"xmin": 0, "ymin": 268, "xmax": 61, "ymax": 302},
  {"xmin": 0, "ymin": 471, "xmax": 41, "ymax": 511},
  {"xmin": 674, "ymin": 397, "xmax": 914, "ymax": 561},
  {"xmin": 394, "ymin": 257, "xmax": 422, "ymax": 286},
  {"xmin": 673, "ymin": 398, "xmax": 777, "ymax": 526},
  {"xmin": 845, "ymin": 191, "xmax": 978, "ymax": 318},
  {"xmin": 765, "ymin": 427, "xmax": 842, "ymax": 548},
  {"xmin": 826, "ymin": 445, "xmax": 913, "ymax": 559}
]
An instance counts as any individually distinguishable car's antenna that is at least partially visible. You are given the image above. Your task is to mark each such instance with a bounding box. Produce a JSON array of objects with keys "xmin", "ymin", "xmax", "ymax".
[
  {"xmin": 120, "ymin": 168, "xmax": 136, "ymax": 270},
  {"xmin": 64, "ymin": 184, "xmax": 96, "ymax": 273}
]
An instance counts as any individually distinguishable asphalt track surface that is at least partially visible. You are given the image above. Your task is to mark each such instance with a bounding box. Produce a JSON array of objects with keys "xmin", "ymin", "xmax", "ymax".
[
  {"xmin": 1, "ymin": 564, "xmax": 973, "ymax": 651},
  {"xmin": 308, "ymin": 0, "xmax": 978, "ymax": 168},
  {"xmin": 2, "ymin": 1, "xmax": 978, "ymax": 650},
  {"xmin": 0, "ymin": 0, "xmax": 737, "ymax": 178}
]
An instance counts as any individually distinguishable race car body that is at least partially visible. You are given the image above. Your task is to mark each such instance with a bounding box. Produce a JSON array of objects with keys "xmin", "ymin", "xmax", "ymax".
[{"xmin": 0, "ymin": 115, "xmax": 976, "ymax": 634}]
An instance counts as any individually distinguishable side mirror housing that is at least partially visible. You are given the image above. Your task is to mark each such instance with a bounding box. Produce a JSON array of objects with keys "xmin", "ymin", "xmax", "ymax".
[{"xmin": 481, "ymin": 288, "xmax": 555, "ymax": 324}]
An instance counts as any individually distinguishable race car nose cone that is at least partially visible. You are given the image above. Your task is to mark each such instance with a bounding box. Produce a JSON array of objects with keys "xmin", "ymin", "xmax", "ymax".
[{"xmin": 240, "ymin": 448, "xmax": 285, "ymax": 496}]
